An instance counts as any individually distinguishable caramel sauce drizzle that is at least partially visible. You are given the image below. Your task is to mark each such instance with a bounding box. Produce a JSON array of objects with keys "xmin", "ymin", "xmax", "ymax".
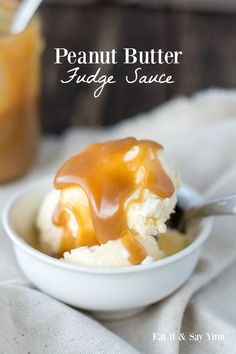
[{"xmin": 54, "ymin": 138, "xmax": 174, "ymax": 264}]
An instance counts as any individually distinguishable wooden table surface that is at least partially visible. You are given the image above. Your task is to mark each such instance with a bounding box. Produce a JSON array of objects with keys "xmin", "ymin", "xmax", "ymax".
[{"xmin": 41, "ymin": 3, "xmax": 236, "ymax": 134}]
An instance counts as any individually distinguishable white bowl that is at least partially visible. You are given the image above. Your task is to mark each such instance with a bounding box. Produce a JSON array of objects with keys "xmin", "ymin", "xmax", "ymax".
[{"xmin": 3, "ymin": 177, "xmax": 212, "ymax": 320}]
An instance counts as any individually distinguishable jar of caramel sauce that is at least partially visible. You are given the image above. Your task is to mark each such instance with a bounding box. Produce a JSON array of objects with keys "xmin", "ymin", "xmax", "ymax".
[{"xmin": 0, "ymin": 2, "xmax": 42, "ymax": 182}]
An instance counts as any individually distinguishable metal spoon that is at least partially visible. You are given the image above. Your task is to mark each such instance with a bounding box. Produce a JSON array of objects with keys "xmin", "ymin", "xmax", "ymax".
[
  {"xmin": 10, "ymin": 0, "xmax": 42, "ymax": 34},
  {"xmin": 180, "ymin": 193, "xmax": 236, "ymax": 231},
  {"xmin": 184, "ymin": 194, "xmax": 236, "ymax": 219}
]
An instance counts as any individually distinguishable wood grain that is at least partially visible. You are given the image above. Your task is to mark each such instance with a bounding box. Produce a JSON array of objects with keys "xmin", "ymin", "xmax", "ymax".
[{"xmin": 40, "ymin": 3, "xmax": 236, "ymax": 134}]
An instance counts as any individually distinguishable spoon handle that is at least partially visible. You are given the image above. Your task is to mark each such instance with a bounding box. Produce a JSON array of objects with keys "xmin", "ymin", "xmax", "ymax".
[
  {"xmin": 11, "ymin": 0, "xmax": 42, "ymax": 34},
  {"xmin": 184, "ymin": 194, "xmax": 236, "ymax": 220}
]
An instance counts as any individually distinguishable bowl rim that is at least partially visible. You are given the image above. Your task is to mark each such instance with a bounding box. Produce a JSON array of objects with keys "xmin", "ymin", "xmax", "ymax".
[{"xmin": 2, "ymin": 176, "xmax": 213, "ymax": 275}]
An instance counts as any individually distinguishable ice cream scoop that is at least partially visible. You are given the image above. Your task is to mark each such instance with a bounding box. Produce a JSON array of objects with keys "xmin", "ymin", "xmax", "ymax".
[{"xmin": 37, "ymin": 138, "xmax": 186, "ymax": 267}]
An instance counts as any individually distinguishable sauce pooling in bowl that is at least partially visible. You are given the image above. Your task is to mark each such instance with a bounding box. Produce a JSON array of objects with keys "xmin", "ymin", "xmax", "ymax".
[{"xmin": 54, "ymin": 138, "xmax": 174, "ymax": 264}]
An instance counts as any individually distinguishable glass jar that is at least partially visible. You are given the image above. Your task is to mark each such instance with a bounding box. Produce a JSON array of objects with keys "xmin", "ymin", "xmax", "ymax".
[{"xmin": 0, "ymin": 1, "xmax": 43, "ymax": 182}]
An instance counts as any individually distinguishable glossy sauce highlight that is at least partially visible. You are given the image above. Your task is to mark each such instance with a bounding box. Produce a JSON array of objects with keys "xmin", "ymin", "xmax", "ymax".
[{"xmin": 54, "ymin": 138, "xmax": 174, "ymax": 264}]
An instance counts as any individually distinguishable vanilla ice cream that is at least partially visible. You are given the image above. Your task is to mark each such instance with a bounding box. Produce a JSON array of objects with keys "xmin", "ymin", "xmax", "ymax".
[{"xmin": 36, "ymin": 138, "xmax": 188, "ymax": 267}]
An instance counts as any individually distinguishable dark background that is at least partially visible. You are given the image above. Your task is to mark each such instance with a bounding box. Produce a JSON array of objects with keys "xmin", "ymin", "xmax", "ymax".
[{"xmin": 40, "ymin": 1, "xmax": 236, "ymax": 134}]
